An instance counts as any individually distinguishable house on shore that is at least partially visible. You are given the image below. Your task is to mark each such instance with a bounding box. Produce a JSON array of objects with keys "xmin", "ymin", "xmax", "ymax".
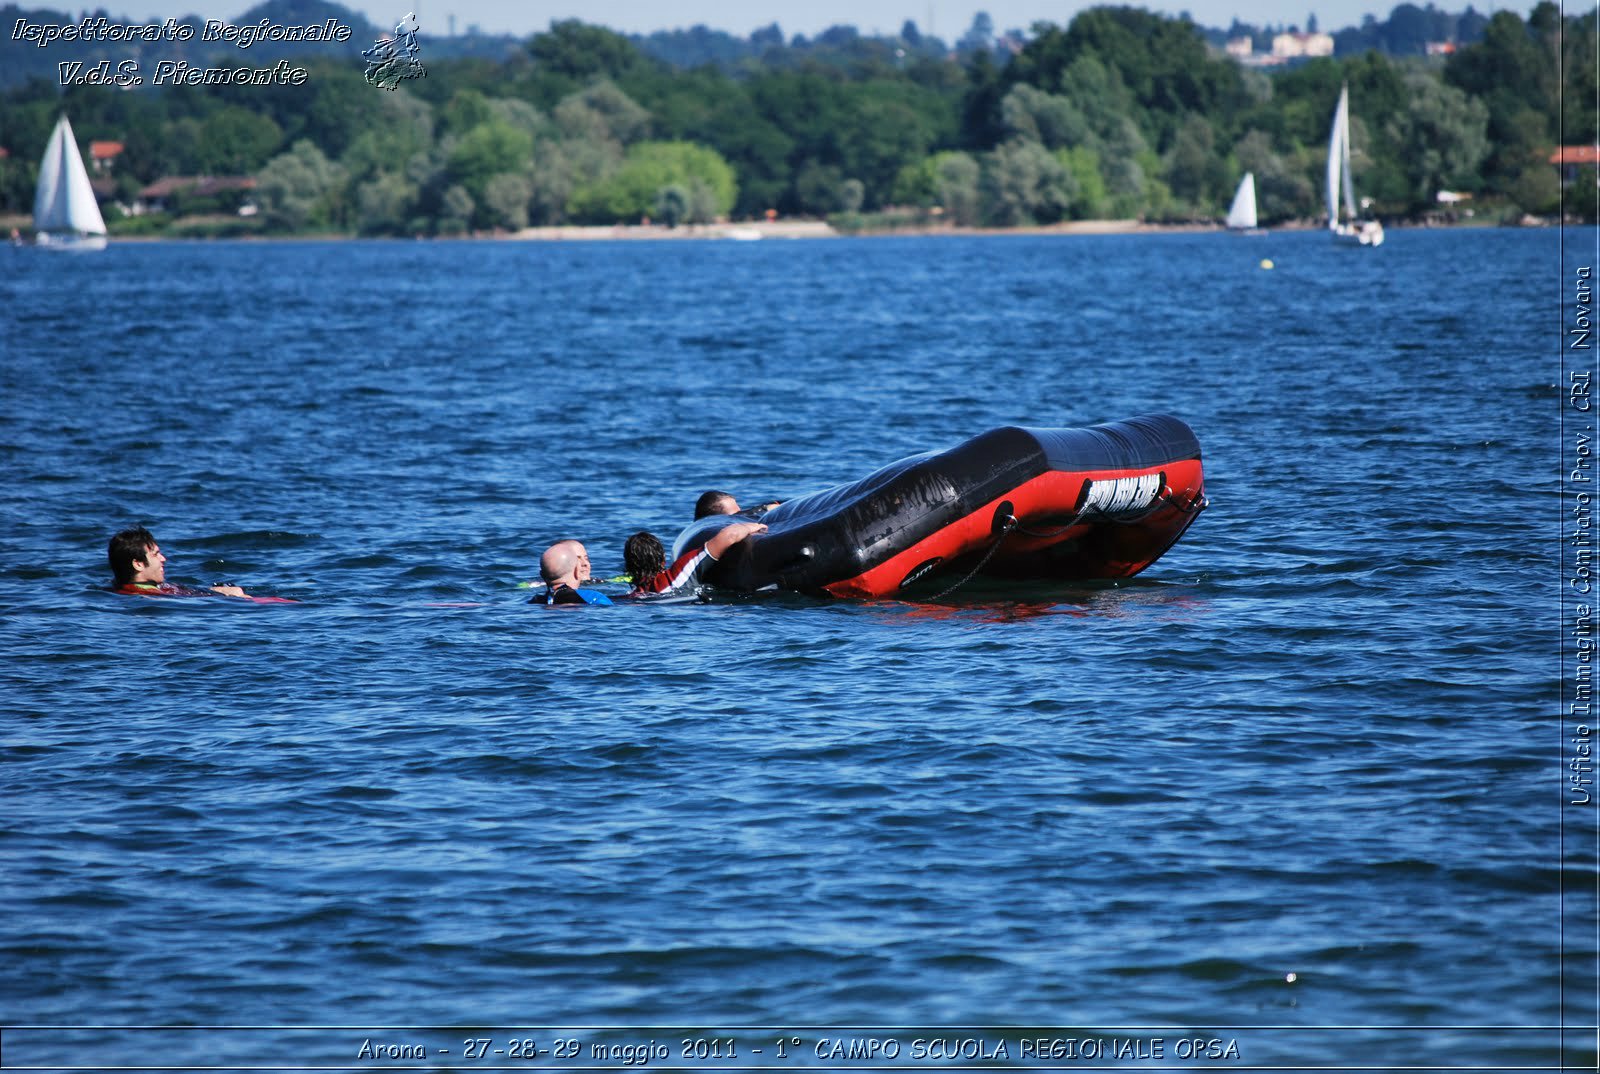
[
  {"xmin": 1551, "ymin": 146, "xmax": 1600, "ymax": 186},
  {"xmin": 134, "ymin": 176, "xmax": 259, "ymax": 216}
]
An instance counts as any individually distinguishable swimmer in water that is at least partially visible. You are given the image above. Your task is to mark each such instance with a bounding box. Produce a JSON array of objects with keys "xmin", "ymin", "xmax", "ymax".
[
  {"xmin": 623, "ymin": 520, "xmax": 766, "ymax": 599},
  {"xmin": 534, "ymin": 539, "xmax": 613, "ymax": 605},
  {"xmin": 108, "ymin": 527, "xmax": 252, "ymax": 598},
  {"xmin": 693, "ymin": 490, "xmax": 781, "ymax": 520}
]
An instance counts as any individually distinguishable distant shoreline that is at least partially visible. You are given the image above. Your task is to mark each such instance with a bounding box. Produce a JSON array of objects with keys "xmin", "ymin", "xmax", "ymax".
[
  {"xmin": 5, "ymin": 216, "xmax": 1171, "ymax": 242},
  {"xmin": 4, "ymin": 214, "xmax": 1544, "ymax": 244},
  {"xmin": 504, "ymin": 218, "xmax": 1246, "ymax": 240}
]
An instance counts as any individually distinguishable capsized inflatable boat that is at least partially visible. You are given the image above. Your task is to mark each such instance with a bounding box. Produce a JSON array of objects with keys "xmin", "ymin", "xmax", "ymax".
[{"xmin": 671, "ymin": 414, "xmax": 1207, "ymax": 599}]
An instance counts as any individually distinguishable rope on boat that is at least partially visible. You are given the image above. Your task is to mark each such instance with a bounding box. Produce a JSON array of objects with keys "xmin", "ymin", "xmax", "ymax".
[
  {"xmin": 927, "ymin": 486, "xmax": 1208, "ymax": 602},
  {"xmin": 928, "ymin": 515, "xmax": 1019, "ymax": 601}
]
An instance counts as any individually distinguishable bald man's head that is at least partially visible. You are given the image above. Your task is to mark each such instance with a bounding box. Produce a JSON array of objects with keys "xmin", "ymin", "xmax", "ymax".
[{"xmin": 540, "ymin": 540, "xmax": 590, "ymax": 587}]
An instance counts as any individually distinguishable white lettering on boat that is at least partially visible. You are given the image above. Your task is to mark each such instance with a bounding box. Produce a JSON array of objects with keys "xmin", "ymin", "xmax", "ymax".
[{"xmin": 1084, "ymin": 473, "xmax": 1162, "ymax": 516}]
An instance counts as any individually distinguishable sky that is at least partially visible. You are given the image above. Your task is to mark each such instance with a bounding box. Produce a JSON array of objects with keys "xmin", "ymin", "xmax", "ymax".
[
  {"xmin": 126, "ymin": 0, "xmax": 1527, "ymax": 43},
  {"xmin": 372, "ymin": 0, "xmax": 1352, "ymax": 37}
]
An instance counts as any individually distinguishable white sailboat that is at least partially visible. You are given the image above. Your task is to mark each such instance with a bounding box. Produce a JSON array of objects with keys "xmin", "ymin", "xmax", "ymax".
[
  {"xmin": 1326, "ymin": 84, "xmax": 1383, "ymax": 247},
  {"xmin": 1226, "ymin": 171, "xmax": 1261, "ymax": 233},
  {"xmin": 33, "ymin": 115, "xmax": 108, "ymax": 251}
]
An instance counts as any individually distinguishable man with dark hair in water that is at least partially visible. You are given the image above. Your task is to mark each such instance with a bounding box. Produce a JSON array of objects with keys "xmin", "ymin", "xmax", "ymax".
[
  {"xmin": 108, "ymin": 527, "xmax": 250, "ymax": 598},
  {"xmin": 693, "ymin": 490, "xmax": 738, "ymax": 519},
  {"xmin": 623, "ymin": 520, "xmax": 766, "ymax": 599},
  {"xmin": 694, "ymin": 489, "xmax": 780, "ymax": 520}
]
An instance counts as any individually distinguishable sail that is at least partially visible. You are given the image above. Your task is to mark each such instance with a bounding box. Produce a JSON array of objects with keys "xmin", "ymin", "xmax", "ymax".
[
  {"xmin": 33, "ymin": 116, "xmax": 107, "ymax": 236},
  {"xmin": 1326, "ymin": 83, "xmax": 1384, "ymax": 247},
  {"xmin": 1325, "ymin": 87, "xmax": 1346, "ymax": 229},
  {"xmin": 1226, "ymin": 172, "xmax": 1257, "ymax": 230},
  {"xmin": 1339, "ymin": 89, "xmax": 1357, "ymax": 220}
]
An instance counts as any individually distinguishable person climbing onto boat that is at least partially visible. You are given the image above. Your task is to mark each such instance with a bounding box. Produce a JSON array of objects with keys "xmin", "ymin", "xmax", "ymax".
[
  {"xmin": 693, "ymin": 490, "xmax": 780, "ymax": 519},
  {"xmin": 623, "ymin": 521, "xmax": 767, "ymax": 599},
  {"xmin": 108, "ymin": 526, "xmax": 253, "ymax": 598},
  {"xmin": 535, "ymin": 539, "xmax": 612, "ymax": 605}
]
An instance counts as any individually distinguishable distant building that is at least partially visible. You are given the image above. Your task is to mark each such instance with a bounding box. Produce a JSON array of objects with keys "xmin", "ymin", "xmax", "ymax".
[
  {"xmin": 1425, "ymin": 41, "xmax": 1456, "ymax": 55},
  {"xmin": 134, "ymin": 176, "xmax": 258, "ymax": 215},
  {"xmin": 89, "ymin": 141, "xmax": 123, "ymax": 173},
  {"xmin": 993, "ymin": 30, "xmax": 1026, "ymax": 55},
  {"xmin": 1224, "ymin": 34, "xmax": 1291, "ymax": 67},
  {"xmin": 135, "ymin": 177, "xmax": 189, "ymax": 214},
  {"xmin": 1234, "ymin": 51, "xmax": 1287, "ymax": 67},
  {"xmin": 1551, "ymin": 145, "xmax": 1600, "ymax": 186},
  {"xmin": 1271, "ymin": 30, "xmax": 1334, "ymax": 57}
]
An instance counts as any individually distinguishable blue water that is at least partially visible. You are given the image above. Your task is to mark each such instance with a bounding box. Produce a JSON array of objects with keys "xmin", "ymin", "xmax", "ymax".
[{"xmin": 0, "ymin": 228, "xmax": 1584, "ymax": 1070}]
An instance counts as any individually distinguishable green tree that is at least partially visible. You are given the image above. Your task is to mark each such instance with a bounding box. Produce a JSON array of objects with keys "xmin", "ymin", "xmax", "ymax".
[
  {"xmin": 567, "ymin": 140, "xmax": 736, "ymax": 223},
  {"xmin": 1057, "ymin": 145, "xmax": 1107, "ymax": 217},
  {"xmin": 287, "ymin": 63, "xmax": 389, "ymax": 160},
  {"xmin": 342, "ymin": 89, "xmax": 434, "ymax": 182},
  {"xmin": 933, "ymin": 151, "xmax": 982, "ymax": 224},
  {"xmin": 256, "ymin": 139, "xmax": 346, "ymax": 231},
  {"xmin": 528, "ymin": 20, "xmax": 653, "ymax": 84},
  {"xmin": 194, "ymin": 107, "xmax": 283, "ymax": 174},
  {"xmin": 1383, "ymin": 67, "xmax": 1490, "ymax": 208},
  {"xmin": 1563, "ymin": 13, "xmax": 1598, "ymax": 151},
  {"xmin": 1445, "ymin": 8, "xmax": 1560, "ymax": 190},
  {"xmin": 836, "ymin": 89, "xmax": 938, "ymax": 207},
  {"xmin": 981, "ymin": 138, "xmax": 1074, "ymax": 224},
  {"xmin": 742, "ymin": 72, "xmax": 845, "ymax": 214},
  {"xmin": 794, "ymin": 159, "xmax": 847, "ymax": 215},
  {"xmin": 1015, "ymin": 7, "xmax": 1250, "ymax": 151},
  {"xmin": 1509, "ymin": 163, "xmax": 1560, "ymax": 216},
  {"xmin": 439, "ymin": 183, "xmax": 475, "ymax": 233},
  {"xmin": 839, "ymin": 177, "xmax": 866, "ymax": 212},
  {"xmin": 687, "ymin": 181, "xmax": 724, "ymax": 223},
  {"xmin": 553, "ymin": 80, "xmax": 651, "ymax": 148},
  {"xmin": 0, "ymin": 150, "xmax": 31, "ymax": 214},
  {"xmin": 1381, "ymin": 2, "xmax": 1442, "ymax": 54},
  {"xmin": 958, "ymin": 48, "xmax": 1008, "ymax": 150},
  {"xmin": 487, "ymin": 98, "xmax": 548, "ymax": 140},
  {"xmin": 1099, "ymin": 116, "xmax": 1151, "ymax": 217},
  {"xmin": 354, "ymin": 171, "xmax": 417, "ymax": 234},
  {"xmin": 1234, "ymin": 129, "xmax": 1314, "ymax": 221},
  {"xmin": 440, "ymin": 90, "xmax": 494, "ymax": 136},
  {"xmin": 654, "ymin": 183, "xmax": 689, "ymax": 226},
  {"xmin": 482, "ymin": 172, "xmax": 533, "ymax": 229},
  {"xmin": 658, "ymin": 77, "xmax": 794, "ymax": 216},
  {"xmin": 1566, "ymin": 167, "xmax": 1600, "ymax": 224},
  {"xmin": 1056, "ymin": 54, "xmax": 1139, "ymax": 137},
  {"xmin": 447, "ymin": 121, "xmax": 534, "ymax": 203},
  {"xmin": 527, "ymin": 142, "xmax": 581, "ymax": 225},
  {"xmin": 1164, "ymin": 113, "xmax": 1227, "ymax": 211},
  {"xmin": 892, "ymin": 156, "xmax": 937, "ymax": 205},
  {"xmin": 999, "ymin": 83, "xmax": 1089, "ymax": 148}
]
